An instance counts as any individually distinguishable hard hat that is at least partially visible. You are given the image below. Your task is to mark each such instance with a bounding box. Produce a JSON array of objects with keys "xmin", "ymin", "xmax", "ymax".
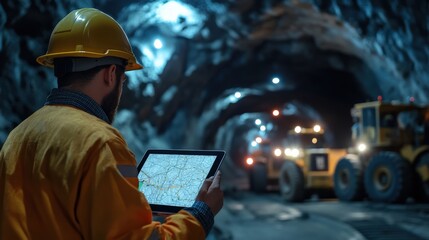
[{"xmin": 36, "ymin": 8, "xmax": 143, "ymax": 71}]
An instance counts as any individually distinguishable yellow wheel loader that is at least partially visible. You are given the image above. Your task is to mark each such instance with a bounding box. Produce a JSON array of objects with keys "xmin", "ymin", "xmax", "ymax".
[
  {"xmin": 333, "ymin": 100, "xmax": 429, "ymax": 203},
  {"xmin": 245, "ymin": 125, "xmax": 347, "ymax": 202},
  {"xmin": 277, "ymin": 126, "xmax": 346, "ymax": 202}
]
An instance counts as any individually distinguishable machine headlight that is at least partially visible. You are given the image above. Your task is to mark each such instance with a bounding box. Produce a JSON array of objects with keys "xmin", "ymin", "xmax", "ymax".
[
  {"xmin": 246, "ymin": 157, "xmax": 254, "ymax": 165},
  {"xmin": 313, "ymin": 124, "xmax": 321, "ymax": 132},
  {"xmin": 357, "ymin": 143, "xmax": 367, "ymax": 152},
  {"xmin": 284, "ymin": 148, "xmax": 300, "ymax": 158},
  {"xmin": 312, "ymin": 138, "xmax": 318, "ymax": 144},
  {"xmin": 274, "ymin": 148, "xmax": 282, "ymax": 157}
]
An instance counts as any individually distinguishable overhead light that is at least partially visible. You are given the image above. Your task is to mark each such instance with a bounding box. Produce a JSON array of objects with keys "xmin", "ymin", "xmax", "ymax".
[
  {"xmin": 272, "ymin": 77, "xmax": 280, "ymax": 84},
  {"xmin": 294, "ymin": 126, "xmax": 302, "ymax": 133},
  {"xmin": 272, "ymin": 109, "xmax": 280, "ymax": 116},
  {"xmin": 157, "ymin": 1, "xmax": 194, "ymax": 23},
  {"xmin": 153, "ymin": 39, "xmax": 163, "ymax": 49},
  {"xmin": 255, "ymin": 119, "xmax": 262, "ymax": 125}
]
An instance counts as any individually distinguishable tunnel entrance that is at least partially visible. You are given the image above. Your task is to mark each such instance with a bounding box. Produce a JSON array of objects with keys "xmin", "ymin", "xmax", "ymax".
[{"xmin": 205, "ymin": 52, "xmax": 372, "ymax": 168}]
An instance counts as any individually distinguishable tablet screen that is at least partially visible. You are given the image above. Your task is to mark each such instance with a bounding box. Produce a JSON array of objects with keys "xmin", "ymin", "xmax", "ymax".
[{"xmin": 137, "ymin": 149, "xmax": 225, "ymax": 213}]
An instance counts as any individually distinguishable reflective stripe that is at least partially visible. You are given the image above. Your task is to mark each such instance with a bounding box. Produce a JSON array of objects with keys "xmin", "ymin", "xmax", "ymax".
[{"xmin": 116, "ymin": 165, "xmax": 137, "ymax": 178}]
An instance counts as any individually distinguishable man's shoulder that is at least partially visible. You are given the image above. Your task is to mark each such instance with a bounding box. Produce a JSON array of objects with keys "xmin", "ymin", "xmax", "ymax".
[{"xmin": 36, "ymin": 105, "xmax": 123, "ymax": 140}]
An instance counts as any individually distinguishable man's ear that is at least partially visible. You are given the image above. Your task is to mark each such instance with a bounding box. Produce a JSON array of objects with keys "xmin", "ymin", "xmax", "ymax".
[{"xmin": 103, "ymin": 64, "xmax": 117, "ymax": 87}]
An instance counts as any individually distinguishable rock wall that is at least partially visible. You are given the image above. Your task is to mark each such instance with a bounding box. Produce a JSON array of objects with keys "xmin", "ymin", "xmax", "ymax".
[{"xmin": 0, "ymin": 0, "xmax": 428, "ymax": 159}]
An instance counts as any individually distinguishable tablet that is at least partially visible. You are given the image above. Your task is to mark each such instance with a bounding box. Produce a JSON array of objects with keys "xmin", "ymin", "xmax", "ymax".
[{"xmin": 137, "ymin": 149, "xmax": 225, "ymax": 214}]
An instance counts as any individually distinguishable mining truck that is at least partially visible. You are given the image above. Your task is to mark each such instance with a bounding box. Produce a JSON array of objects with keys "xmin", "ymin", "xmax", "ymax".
[{"xmin": 333, "ymin": 100, "xmax": 429, "ymax": 203}]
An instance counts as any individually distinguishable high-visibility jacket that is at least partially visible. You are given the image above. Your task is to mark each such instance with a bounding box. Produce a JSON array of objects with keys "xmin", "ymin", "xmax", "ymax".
[{"xmin": 0, "ymin": 105, "xmax": 205, "ymax": 239}]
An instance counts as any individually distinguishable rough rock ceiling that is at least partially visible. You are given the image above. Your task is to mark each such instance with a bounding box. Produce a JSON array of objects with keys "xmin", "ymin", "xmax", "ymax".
[{"xmin": 1, "ymin": 0, "xmax": 428, "ymax": 168}]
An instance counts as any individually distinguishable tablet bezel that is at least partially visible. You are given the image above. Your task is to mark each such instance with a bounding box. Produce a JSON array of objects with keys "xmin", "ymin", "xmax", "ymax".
[{"xmin": 137, "ymin": 149, "xmax": 225, "ymax": 214}]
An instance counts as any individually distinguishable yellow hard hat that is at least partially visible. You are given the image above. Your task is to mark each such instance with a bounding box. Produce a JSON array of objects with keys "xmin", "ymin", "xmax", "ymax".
[{"xmin": 36, "ymin": 8, "xmax": 143, "ymax": 71}]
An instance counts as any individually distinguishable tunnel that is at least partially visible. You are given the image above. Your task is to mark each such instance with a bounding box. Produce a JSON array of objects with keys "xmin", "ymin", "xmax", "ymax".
[
  {"xmin": 1, "ymin": 0, "xmax": 428, "ymax": 165},
  {"xmin": 1, "ymin": 1, "xmax": 429, "ymax": 239},
  {"xmin": 198, "ymin": 39, "xmax": 374, "ymax": 170}
]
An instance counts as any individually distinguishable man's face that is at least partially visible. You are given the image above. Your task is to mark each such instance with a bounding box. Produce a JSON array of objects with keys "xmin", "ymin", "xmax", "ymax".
[{"xmin": 101, "ymin": 68, "xmax": 126, "ymax": 123}]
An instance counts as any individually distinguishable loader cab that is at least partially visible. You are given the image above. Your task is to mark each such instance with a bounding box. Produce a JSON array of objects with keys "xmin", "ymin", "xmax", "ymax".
[
  {"xmin": 284, "ymin": 125, "xmax": 326, "ymax": 149},
  {"xmin": 334, "ymin": 101, "xmax": 429, "ymax": 203},
  {"xmin": 352, "ymin": 101, "xmax": 428, "ymax": 148}
]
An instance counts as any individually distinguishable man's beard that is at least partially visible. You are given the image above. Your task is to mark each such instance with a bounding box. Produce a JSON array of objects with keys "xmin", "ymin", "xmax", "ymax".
[{"xmin": 101, "ymin": 79, "xmax": 121, "ymax": 124}]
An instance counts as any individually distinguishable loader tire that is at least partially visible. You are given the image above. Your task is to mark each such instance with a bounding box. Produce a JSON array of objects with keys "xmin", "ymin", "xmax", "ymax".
[
  {"xmin": 334, "ymin": 155, "xmax": 365, "ymax": 201},
  {"xmin": 279, "ymin": 160, "xmax": 305, "ymax": 202},
  {"xmin": 364, "ymin": 151, "xmax": 413, "ymax": 203}
]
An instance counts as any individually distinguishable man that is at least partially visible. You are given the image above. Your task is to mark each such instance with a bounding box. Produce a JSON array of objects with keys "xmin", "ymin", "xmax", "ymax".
[{"xmin": 0, "ymin": 8, "xmax": 223, "ymax": 239}]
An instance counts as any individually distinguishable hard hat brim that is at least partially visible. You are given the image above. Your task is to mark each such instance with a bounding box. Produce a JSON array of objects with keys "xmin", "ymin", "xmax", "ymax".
[{"xmin": 37, "ymin": 50, "xmax": 143, "ymax": 71}]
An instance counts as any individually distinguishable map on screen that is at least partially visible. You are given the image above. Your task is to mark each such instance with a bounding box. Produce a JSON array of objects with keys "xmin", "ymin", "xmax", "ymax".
[{"xmin": 138, "ymin": 153, "xmax": 217, "ymax": 207}]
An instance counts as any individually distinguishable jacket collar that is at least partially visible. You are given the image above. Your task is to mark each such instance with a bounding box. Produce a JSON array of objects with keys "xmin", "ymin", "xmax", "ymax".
[{"xmin": 45, "ymin": 88, "xmax": 110, "ymax": 123}]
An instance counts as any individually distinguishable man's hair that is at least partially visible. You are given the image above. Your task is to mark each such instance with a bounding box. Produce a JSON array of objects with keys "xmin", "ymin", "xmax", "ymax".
[{"xmin": 56, "ymin": 64, "xmax": 125, "ymax": 88}]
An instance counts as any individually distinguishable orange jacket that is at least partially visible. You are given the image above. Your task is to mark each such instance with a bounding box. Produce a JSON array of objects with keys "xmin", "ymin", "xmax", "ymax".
[{"xmin": 0, "ymin": 105, "xmax": 205, "ymax": 239}]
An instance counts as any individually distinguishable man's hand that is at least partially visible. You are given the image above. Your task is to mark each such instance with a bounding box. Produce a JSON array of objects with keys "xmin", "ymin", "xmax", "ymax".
[{"xmin": 196, "ymin": 171, "xmax": 224, "ymax": 215}]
